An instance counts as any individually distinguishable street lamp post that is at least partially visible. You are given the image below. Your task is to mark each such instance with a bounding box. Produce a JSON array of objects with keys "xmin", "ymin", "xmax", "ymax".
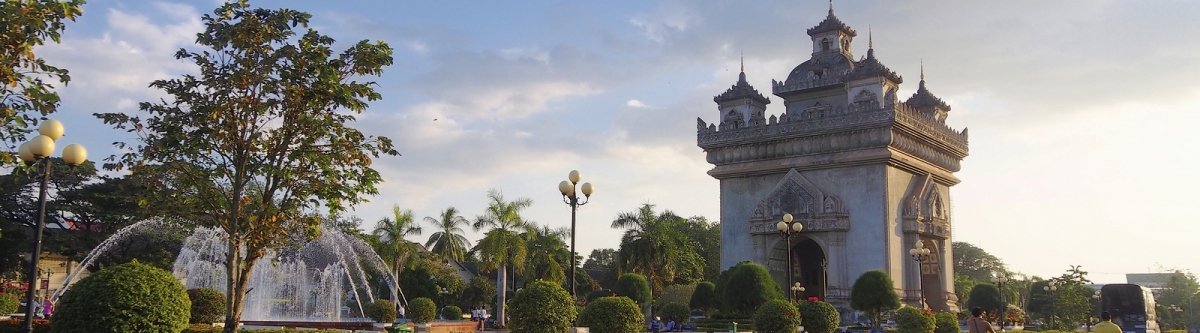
[
  {"xmin": 18, "ymin": 119, "xmax": 87, "ymax": 333},
  {"xmin": 992, "ymin": 274, "xmax": 1009, "ymax": 331},
  {"xmin": 776, "ymin": 213, "xmax": 802, "ymax": 301},
  {"xmin": 909, "ymin": 241, "xmax": 931, "ymax": 308},
  {"xmin": 1044, "ymin": 281, "xmax": 1058, "ymax": 330},
  {"xmin": 1091, "ymin": 290, "xmax": 1101, "ymax": 332},
  {"xmin": 558, "ymin": 170, "xmax": 593, "ymax": 298},
  {"xmin": 791, "ymin": 282, "xmax": 806, "ymax": 302},
  {"xmin": 40, "ymin": 268, "xmax": 54, "ymax": 301}
]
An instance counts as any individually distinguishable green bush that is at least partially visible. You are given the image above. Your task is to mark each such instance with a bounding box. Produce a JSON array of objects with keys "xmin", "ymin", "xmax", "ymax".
[
  {"xmin": 717, "ymin": 261, "xmax": 783, "ymax": 317},
  {"xmin": 408, "ymin": 297, "xmax": 437, "ymax": 324},
  {"xmin": 186, "ymin": 288, "xmax": 226, "ymax": 324},
  {"xmin": 690, "ymin": 281, "xmax": 716, "ymax": 312},
  {"xmin": 441, "ymin": 305, "xmax": 462, "ymax": 320},
  {"xmin": 753, "ymin": 299, "xmax": 801, "ymax": 333},
  {"xmin": 797, "ymin": 300, "xmax": 840, "ymax": 333},
  {"xmin": 577, "ymin": 296, "xmax": 645, "ymax": 333},
  {"xmin": 508, "ymin": 280, "xmax": 576, "ymax": 333},
  {"xmin": 934, "ymin": 311, "xmax": 959, "ymax": 333},
  {"xmin": 850, "ymin": 270, "xmax": 900, "ymax": 329},
  {"xmin": 661, "ymin": 302, "xmax": 690, "ymax": 324},
  {"xmin": 0, "ymin": 293, "xmax": 17, "ymax": 315},
  {"xmin": 895, "ymin": 307, "xmax": 935, "ymax": 333},
  {"xmin": 966, "ymin": 284, "xmax": 1003, "ymax": 315},
  {"xmin": 586, "ymin": 289, "xmax": 614, "ymax": 303},
  {"xmin": 613, "ymin": 273, "xmax": 650, "ymax": 305},
  {"xmin": 365, "ymin": 299, "xmax": 398, "ymax": 323},
  {"xmin": 52, "ymin": 260, "xmax": 190, "ymax": 333}
]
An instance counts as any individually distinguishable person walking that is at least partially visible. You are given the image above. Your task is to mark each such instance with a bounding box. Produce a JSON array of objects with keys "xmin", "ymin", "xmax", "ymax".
[
  {"xmin": 41, "ymin": 299, "xmax": 53, "ymax": 319},
  {"xmin": 1094, "ymin": 312, "xmax": 1121, "ymax": 333},
  {"xmin": 966, "ymin": 307, "xmax": 997, "ymax": 333}
]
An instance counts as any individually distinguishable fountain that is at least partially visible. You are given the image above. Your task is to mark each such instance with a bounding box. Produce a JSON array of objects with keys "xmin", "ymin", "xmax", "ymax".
[{"xmin": 54, "ymin": 217, "xmax": 404, "ymax": 324}]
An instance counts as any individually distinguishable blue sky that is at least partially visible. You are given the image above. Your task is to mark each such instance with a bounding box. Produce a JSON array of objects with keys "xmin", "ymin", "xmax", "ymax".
[{"xmin": 34, "ymin": 0, "xmax": 1200, "ymax": 283}]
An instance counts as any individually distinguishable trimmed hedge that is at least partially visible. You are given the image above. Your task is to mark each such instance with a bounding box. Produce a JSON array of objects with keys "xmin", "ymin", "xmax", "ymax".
[
  {"xmin": 796, "ymin": 300, "xmax": 840, "ymax": 333},
  {"xmin": 753, "ymin": 299, "xmax": 801, "ymax": 333},
  {"xmin": 0, "ymin": 318, "xmax": 50, "ymax": 333},
  {"xmin": 408, "ymin": 297, "xmax": 437, "ymax": 324},
  {"xmin": 934, "ymin": 311, "xmax": 959, "ymax": 333},
  {"xmin": 508, "ymin": 280, "xmax": 576, "ymax": 333},
  {"xmin": 717, "ymin": 261, "xmax": 783, "ymax": 317},
  {"xmin": 187, "ymin": 288, "xmax": 226, "ymax": 324},
  {"xmin": 689, "ymin": 281, "xmax": 716, "ymax": 311},
  {"xmin": 895, "ymin": 307, "xmax": 935, "ymax": 333},
  {"xmin": 613, "ymin": 273, "xmax": 650, "ymax": 305},
  {"xmin": 577, "ymin": 296, "xmax": 644, "ymax": 333},
  {"xmin": 661, "ymin": 302, "xmax": 690, "ymax": 324},
  {"xmin": 52, "ymin": 260, "xmax": 190, "ymax": 333},
  {"xmin": 0, "ymin": 294, "xmax": 17, "ymax": 315},
  {"xmin": 365, "ymin": 299, "xmax": 398, "ymax": 323},
  {"xmin": 441, "ymin": 305, "xmax": 462, "ymax": 320}
]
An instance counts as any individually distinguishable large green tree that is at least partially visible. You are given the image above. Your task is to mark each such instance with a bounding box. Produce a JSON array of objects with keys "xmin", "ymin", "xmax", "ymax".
[
  {"xmin": 471, "ymin": 188, "xmax": 534, "ymax": 327},
  {"xmin": 520, "ymin": 224, "xmax": 570, "ymax": 286},
  {"xmin": 0, "ymin": 0, "xmax": 84, "ymax": 163},
  {"xmin": 953, "ymin": 242, "xmax": 1008, "ymax": 282},
  {"xmin": 94, "ymin": 2, "xmax": 397, "ymax": 331},
  {"xmin": 423, "ymin": 207, "xmax": 470, "ymax": 262},
  {"xmin": 1154, "ymin": 270, "xmax": 1200, "ymax": 330},
  {"xmin": 850, "ymin": 270, "xmax": 901, "ymax": 329},
  {"xmin": 611, "ymin": 203, "xmax": 702, "ymax": 296},
  {"xmin": 0, "ymin": 157, "xmax": 98, "ymax": 277},
  {"xmin": 682, "ymin": 215, "xmax": 721, "ymax": 282},
  {"xmin": 373, "ymin": 204, "xmax": 422, "ymax": 302}
]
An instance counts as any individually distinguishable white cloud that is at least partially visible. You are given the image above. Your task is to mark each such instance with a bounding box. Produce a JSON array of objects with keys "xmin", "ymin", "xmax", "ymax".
[{"xmin": 626, "ymin": 99, "xmax": 649, "ymax": 108}]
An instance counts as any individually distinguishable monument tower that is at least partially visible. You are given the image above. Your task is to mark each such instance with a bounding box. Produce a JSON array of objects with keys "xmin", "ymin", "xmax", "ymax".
[{"xmin": 696, "ymin": 4, "xmax": 968, "ymax": 313}]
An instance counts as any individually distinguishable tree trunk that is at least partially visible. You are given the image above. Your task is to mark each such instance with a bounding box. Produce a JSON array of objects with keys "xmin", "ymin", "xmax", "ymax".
[
  {"xmin": 496, "ymin": 265, "xmax": 507, "ymax": 327},
  {"xmin": 223, "ymin": 239, "xmax": 239, "ymax": 333}
]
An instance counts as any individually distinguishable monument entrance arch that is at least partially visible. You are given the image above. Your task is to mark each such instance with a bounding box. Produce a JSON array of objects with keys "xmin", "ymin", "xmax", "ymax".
[{"xmin": 696, "ymin": 4, "xmax": 968, "ymax": 313}]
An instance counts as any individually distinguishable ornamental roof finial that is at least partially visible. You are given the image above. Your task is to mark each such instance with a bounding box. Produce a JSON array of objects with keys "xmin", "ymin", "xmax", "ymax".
[
  {"xmin": 829, "ymin": 0, "xmax": 834, "ymax": 14},
  {"xmin": 869, "ymin": 25, "xmax": 873, "ymax": 49},
  {"xmin": 920, "ymin": 59, "xmax": 926, "ymax": 89},
  {"xmin": 740, "ymin": 50, "xmax": 744, "ymax": 73}
]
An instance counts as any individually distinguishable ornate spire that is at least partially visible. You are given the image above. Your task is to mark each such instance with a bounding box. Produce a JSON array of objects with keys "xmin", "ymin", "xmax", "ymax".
[
  {"xmin": 740, "ymin": 51, "xmax": 744, "ymax": 73},
  {"xmin": 919, "ymin": 59, "xmax": 925, "ymax": 89},
  {"xmin": 807, "ymin": 1, "xmax": 857, "ymax": 37},
  {"xmin": 847, "ymin": 29, "xmax": 901, "ymax": 84},
  {"xmin": 906, "ymin": 61, "xmax": 950, "ymax": 111},
  {"xmin": 869, "ymin": 25, "xmax": 873, "ymax": 49},
  {"xmin": 715, "ymin": 63, "xmax": 770, "ymax": 105}
]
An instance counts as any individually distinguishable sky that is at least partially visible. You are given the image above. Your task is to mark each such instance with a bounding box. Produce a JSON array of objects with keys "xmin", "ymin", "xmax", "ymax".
[{"xmin": 30, "ymin": 0, "xmax": 1200, "ymax": 284}]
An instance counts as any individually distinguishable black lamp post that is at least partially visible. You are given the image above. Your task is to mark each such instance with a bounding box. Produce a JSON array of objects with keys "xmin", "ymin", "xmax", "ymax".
[
  {"xmin": 776, "ymin": 213, "xmax": 802, "ymax": 300},
  {"xmin": 17, "ymin": 119, "xmax": 87, "ymax": 333},
  {"xmin": 909, "ymin": 240, "xmax": 931, "ymax": 308},
  {"xmin": 558, "ymin": 170, "xmax": 593, "ymax": 297},
  {"xmin": 790, "ymin": 282, "xmax": 806, "ymax": 302},
  {"xmin": 1044, "ymin": 281, "xmax": 1058, "ymax": 330},
  {"xmin": 992, "ymin": 274, "xmax": 1009, "ymax": 330}
]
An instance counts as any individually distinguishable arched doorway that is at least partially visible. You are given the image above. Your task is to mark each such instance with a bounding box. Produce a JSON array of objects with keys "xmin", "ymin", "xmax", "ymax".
[{"xmin": 771, "ymin": 236, "xmax": 827, "ymax": 302}]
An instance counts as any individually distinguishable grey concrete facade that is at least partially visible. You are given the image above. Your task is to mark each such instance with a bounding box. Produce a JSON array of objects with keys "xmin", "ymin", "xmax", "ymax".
[{"xmin": 697, "ymin": 5, "xmax": 968, "ymax": 315}]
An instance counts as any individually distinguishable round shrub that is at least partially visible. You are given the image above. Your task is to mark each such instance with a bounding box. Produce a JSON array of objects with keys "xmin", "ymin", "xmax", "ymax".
[
  {"xmin": 365, "ymin": 299, "xmax": 398, "ymax": 323},
  {"xmin": 52, "ymin": 260, "xmax": 190, "ymax": 333},
  {"xmin": 689, "ymin": 281, "xmax": 716, "ymax": 311},
  {"xmin": 441, "ymin": 305, "xmax": 462, "ymax": 320},
  {"xmin": 965, "ymin": 284, "xmax": 1003, "ymax": 315},
  {"xmin": 754, "ymin": 299, "xmax": 801, "ymax": 333},
  {"xmin": 577, "ymin": 296, "xmax": 645, "ymax": 333},
  {"xmin": 408, "ymin": 297, "xmax": 437, "ymax": 324},
  {"xmin": 508, "ymin": 280, "xmax": 577, "ymax": 333},
  {"xmin": 896, "ymin": 306, "xmax": 935, "ymax": 333},
  {"xmin": 613, "ymin": 273, "xmax": 650, "ymax": 305},
  {"xmin": 797, "ymin": 300, "xmax": 841, "ymax": 333},
  {"xmin": 586, "ymin": 289, "xmax": 615, "ymax": 303},
  {"xmin": 661, "ymin": 302, "xmax": 690, "ymax": 324},
  {"xmin": 718, "ymin": 261, "xmax": 783, "ymax": 316},
  {"xmin": 186, "ymin": 288, "xmax": 226, "ymax": 324},
  {"xmin": 850, "ymin": 270, "xmax": 900, "ymax": 328},
  {"xmin": 934, "ymin": 311, "xmax": 959, "ymax": 333},
  {"xmin": 0, "ymin": 293, "xmax": 18, "ymax": 315}
]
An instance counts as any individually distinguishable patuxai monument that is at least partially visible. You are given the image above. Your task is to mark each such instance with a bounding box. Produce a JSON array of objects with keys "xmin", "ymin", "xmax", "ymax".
[{"xmin": 696, "ymin": 5, "xmax": 969, "ymax": 315}]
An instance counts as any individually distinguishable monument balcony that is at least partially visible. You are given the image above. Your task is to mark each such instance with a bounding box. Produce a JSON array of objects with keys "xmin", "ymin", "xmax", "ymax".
[{"xmin": 771, "ymin": 69, "xmax": 851, "ymax": 96}]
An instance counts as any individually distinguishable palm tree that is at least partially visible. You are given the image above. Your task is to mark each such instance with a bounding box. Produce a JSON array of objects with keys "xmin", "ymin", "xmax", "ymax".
[
  {"xmin": 611, "ymin": 203, "xmax": 694, "ymax": 296},
  {"xmin": 423, "ymin": 207, "xmax": 471, "ymax": 262},
  {"xmin": 520, "ymin": 224, "xmax": 571, "ymax": 286},
  {"xmin": 472, "ymin": 189, "xmax": 534, "ymax": 327},
  {"xmin": 373, "ymin": 204, "xmax": 422, "ymax": 304}
]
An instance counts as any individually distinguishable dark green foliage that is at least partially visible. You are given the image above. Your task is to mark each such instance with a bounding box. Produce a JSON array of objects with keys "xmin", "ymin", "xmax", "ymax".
[
  {"xmin": 753, "ymin": 299, "xmax": 801, "ymax": 333},
  {"xmin": 661, "ymin": 302, "xmax": 690, "ymax": 324},
  {"xmin": 717, "ymin": 261, "xmax": 783, "ymax": 316},
  {"xmin": 896, "ymin": 307, "xmax": 935, "ymax": 333},
  {"xmin": 187, "ymin": 288, "xmax": 227, "ymax": 324},
  {"xmin": 934, "ymin": 311, "xmax": 959, "ymax": 333},
  {"xmin": 850, "ymin": 270, "xmax": 901, "ymax": 329},
  {"xmin": 441, "ymin": 305, "xmax": 462, "ymax": 320},
  {"xmin": 461, "ymin": 275, "xmax": 497, "ymax": 307},
  {"xmin": 365, "ymin": 299, "xmax": 397, "ymax": 323},
  {"xmin": 797, "ymin": 300, "xmax": 841, "ymax": 333},
  {"xmin": 966, "ymin": 283, "xmax": 1003, "ymax": 315},
  {"xmin": 0, "ymin": 293, "xmax": 17, "ymax": 315},
  {"xmin": 408, "ymin": 297, "xmax": 437, "ymax": 324},
  {"xmin": 614, "ymin": 273, "xmax": 651, "ymax": 305},
  {"xmin": 179, "ymin": 327, "xmax": 343, "ymax": 333},
  {"xmin": 577, "ymin": 296, "xmax": 645, "ymax": 333},
  {"xmin": 690, "ymin": 281, "xmax": 717, "ymax": 311},
  {"xmin": 52, "ymin": 260, "xmax": 190, "ymax": 333},
  {"xmin": 586, "ymin": 289, "xmax": 615, "ymax": 303},
  {"xmin": 508, "ymin": 280, "xmax": 577, "ymax": 333}
]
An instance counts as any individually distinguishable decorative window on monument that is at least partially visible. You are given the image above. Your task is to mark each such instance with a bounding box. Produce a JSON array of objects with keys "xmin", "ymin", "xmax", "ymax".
[{"xmin": 921, "ymin": 250, "xmax": 939, "ymax": 276}]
